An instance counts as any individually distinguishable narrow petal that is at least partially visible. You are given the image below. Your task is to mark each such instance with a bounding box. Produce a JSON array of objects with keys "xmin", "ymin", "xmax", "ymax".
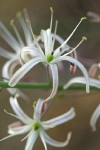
[
  {"xmin": 0, "ymin": 125, "xmax": 31, "ymax": 142},
  {"xmin": 16, "ymin": 11, "xmax": 32, "ymax": 46},
  {"xmin": 8, "ymin": 125, "xmax": 31, "ymax": 135},
  {"xmin": 0, "ymin": 21, "xmax": 21, "ymax": 51},
  {"xmin": 25, "ymin": 130, "xmax": 38, "ymax": 150},
  {"xmin": 57, "ymin": 56, "xmax": 90, "ymax": 93},
  {"xmin": 39, "ymin": 131, "xmax": 47, "ymax": 150},
  {"xmin": 34, "ymin": 99, "xmax": 44, "ymax": 120},
  {"xmin": 64, "ymin": 77, "xmax": 100, "ymax": 90},
  {"xmin": 2, "ymin": 59, "xmax": 28, "ymax": 100},
  {"xmin": 43, "ymin": 131, "xmax": 72, "ymax": 147},
  {"xmin": 10, "ymin": 96, "xmax": 32, "ymax": 124},
  {"xmin": 9, "ymin": 57, "xmax": 42, "ymax": 87},
  {"xmin": 0, "ymin": 47, "xmax": 15, "ymax": 59},
  {"xmin": 90, "ymin": 104, "xmax": 100, "ymax": 131},
  {"xmin": 2, "ymin": 59, "xmax": 18, "ymax": 79},
  {"xmin": 43, "ymin": 107, "xmax": 75, "ymax": 128},
  {"xmin": 45, "ymin": 64, "xmax": 58, "ymax": 102}
]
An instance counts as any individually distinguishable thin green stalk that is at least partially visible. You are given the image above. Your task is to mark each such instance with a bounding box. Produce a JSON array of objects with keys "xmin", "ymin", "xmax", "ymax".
[{"xmin": 0, "ymin": 81, "xmax": 99, "ymax": 91}]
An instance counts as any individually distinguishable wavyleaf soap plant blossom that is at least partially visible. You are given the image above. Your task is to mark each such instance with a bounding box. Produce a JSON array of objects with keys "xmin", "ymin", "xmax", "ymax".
[
  {"xmin": 0, "ymin": 8, "xmax": 65, "ymax": 100},
  {"xmin": 9, "ymin": 9, "xmax": 90, "ymax": 102},
  {"xmin": 0, "ymin": 96, "xmax": 75, "ymax": 150},
  {"xmin": 90, "ymin": 104, "xmax": 100, "ymax": 131}
]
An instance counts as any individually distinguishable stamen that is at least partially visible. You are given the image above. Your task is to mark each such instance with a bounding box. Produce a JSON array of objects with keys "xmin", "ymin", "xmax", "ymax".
[
  {"xmin": 21, "ymin": 130, "xmax": 32, "ymax": 141},
  {"xmin": 26, "ymin": 20, "xmax": 45, "ymax": 58},
  {"xmin": 50, "ymin": 7, "xmax": 53, "ymax": 31},
  {"xmin": 10, "ymin": 19, "xmax": 24, "ymax": 47},
  {"xmin": 4, "ymin": 109, "xmax": 21, "ymax": 120},
  {"xmin": 52, "ymin": 20, "xmax": 58, "ymax": 50},
  {"xmin": 65, "ymin": 36, "xmax": 87, "ymax": 56},
  {"xmin": 56, "ymin": 17, "xmax": 87, "ymax": 51}
]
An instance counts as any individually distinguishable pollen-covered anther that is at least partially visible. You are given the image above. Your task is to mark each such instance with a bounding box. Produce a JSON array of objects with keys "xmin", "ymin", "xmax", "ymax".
[
  {"xmin": 80, "ymin": 17, "xmax": 87, "ymax": 21},
  {"xmin": 82, "ymin": 36, "xmax": 87, "ymax": 41},
  {"xmin": 10, "ymin": 19, "xmax": 14, "ymax": 26}
]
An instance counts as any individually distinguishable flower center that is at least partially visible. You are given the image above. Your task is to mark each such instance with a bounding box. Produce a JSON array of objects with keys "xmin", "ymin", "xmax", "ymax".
[
  {"xmin": 33, "ymin": 122, "xmax": 40, "ymax": 130},
  {"xmin": 47, "ymin": 54, "xmax": 54, "ymax": 62}
]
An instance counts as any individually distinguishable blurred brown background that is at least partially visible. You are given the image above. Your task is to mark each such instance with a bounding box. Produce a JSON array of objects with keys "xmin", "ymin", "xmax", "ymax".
[{"xmin": 0, "ymin": 0, "xmax": 100, "ymax": 150}]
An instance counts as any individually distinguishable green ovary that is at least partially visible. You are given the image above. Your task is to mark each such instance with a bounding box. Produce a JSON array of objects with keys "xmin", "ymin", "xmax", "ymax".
[
  {"xmin": 47, "ymin": 54, "xmax": 54, "ymax": 62},
  {"xmin": 33, "ymin": 122, "xmax": 40, "ymax": 130}
]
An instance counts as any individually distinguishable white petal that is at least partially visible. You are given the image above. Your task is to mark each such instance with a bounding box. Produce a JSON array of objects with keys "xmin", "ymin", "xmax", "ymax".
[
  {"xmin": 43, "ymin": 131, "xmax": 72, "ymax": 147},
  {"xmin": 25, "ymin": 130, "xmax": 38, "ymax": 150},
  {"xmin": 43, "ymin": 107, "xmax": 75, "ymax": 128},
  {"xmin": 41, "ymin": 30, "xmax": 48, "ymax": 55},
  {"xmin": 8, "ymin": 125, "xmax": 31, "ymax": 135},
  {"xmin": 45, "ymin": 64, "xmax": 58, "ymax": 102},
  {"xmin": 9, "ymin": 57, "xmax": 42, "ymax": 87},
  {"xmin": 2, "ymin": 59, "xmax": 28, "ymax": 100},
  {"xmin": 10, "ymin": 96, "xmax": 32, "ymax": 124},
  {"xmin": 2, "ymin": 59, "xmax": 18, "ymax": 79},
  {"xmin": 39, "ymin": 131, "xmax": 47, "ymax": 150},
  {"xmin": 41, "ymin": 29, "xmax": 53, "ymax": 55},
  {"xmin": 64, "ymin": 76, "xmax": 100, "ymax": 89},
  {"xmin": 0, "ymin": 47, "xmax": 15, "ymax": 59},
  {"xmin": 0, "ymin": 125, "xmax": 31, "ymax": 142},
  {"xmin": 0, "ymin": 21, "xmax": 21, "ymax": 51},
  {"xmin": 90, "ymin": 104, "xmax": 100, "ymax": 131},
  {"xmin": 16, "ymin": 12, "xmax": 32, "ymax": 46},
  {"xmin": 34, "ymin": 99, "xmax": 44, "ymax": 120},
  {"xmin": 58, "ymin": 56, "xmax": 90, "ymax": 93}
]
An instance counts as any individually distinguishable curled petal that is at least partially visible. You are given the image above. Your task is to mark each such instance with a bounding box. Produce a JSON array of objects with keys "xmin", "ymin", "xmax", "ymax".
[
  {"xmin": 10, "ymin": 96, "xmax": 32, "ymax": 124},
  {"xmin": 58, "ymin": 56, "xmax": 90, "ymax": 93},
  {"xmin": 43, "ymin": 107, "xmax": 75, "ymax": 128},
  {"xmin": 64, "ymin": 77, "xmax": 100, "ymax": 89},
  {"xmin": 2, "ymin": 59, "xmax": 28, "ymax": 101},
  {"xmin": 90, "ymin": 104, "xmax": 100, "ymax": 131},
  {"xmin": 43, "ymin": 131, "xmax": 72, "ymax": 147},
  {"xmin": 45, "ymin": 64, "xmax": 58, "ymax": 102},
  {"xmin": 8, "ymin": 125, "xmax": 31, "ymax": 135},
  {"xmin": 0, "ymin": 125, "xmax": 30, "ymax": 142},
  {"xmin": 9, "ymin": 57, "xmax": 42, "ymax": 87}
]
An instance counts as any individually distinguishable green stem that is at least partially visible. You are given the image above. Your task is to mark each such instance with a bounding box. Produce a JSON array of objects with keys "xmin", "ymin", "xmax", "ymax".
[{"xmin": 0, "ymin": 81, "xmax": 99, "ymax": 90}]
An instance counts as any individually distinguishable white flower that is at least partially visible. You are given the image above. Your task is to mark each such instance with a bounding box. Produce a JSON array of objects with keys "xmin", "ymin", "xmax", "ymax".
[
  {"xmin": 90, "ymin": 104, "xmax": 100, "ymax": 131},
  {"xmin": 0, "ymin": 8, "xmax": 69, "ymax": 100},
  {"xmin": 9, "ymin": 9, "xmax": 90, "ymax": 102},
  {"xmin": 0, "ymin": 96, "xmax": 75, "ymax": 150}
]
